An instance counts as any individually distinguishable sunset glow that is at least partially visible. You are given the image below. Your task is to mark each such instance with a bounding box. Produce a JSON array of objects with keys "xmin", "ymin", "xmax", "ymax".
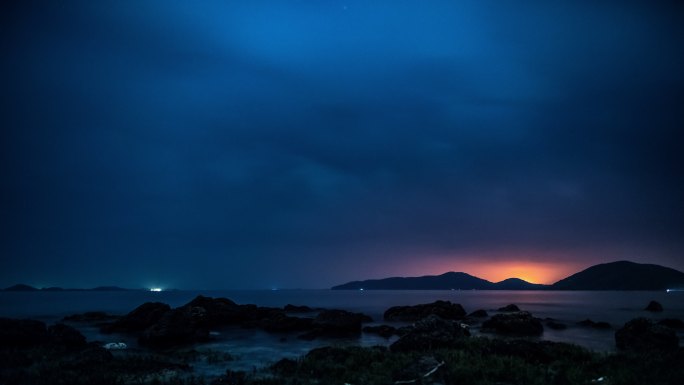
[
  {"xmin": 403, "ymin": 257, "xmax": 582, "ymax": 285},
  {"xmin": 465, "ymin": 263, "xmax": 568, "ymax": 284}
]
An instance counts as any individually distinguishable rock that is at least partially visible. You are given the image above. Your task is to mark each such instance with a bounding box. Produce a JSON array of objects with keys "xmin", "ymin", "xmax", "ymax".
[
  {"xmin": 363, "ymin": 325, "xmax": 397, "ymax": 338},
  {"xmin": 271, "ymin": 358, "xmax": 298, "ymax": 375},
  {"xmin": 481, "ymin": 311, "xmax": 543, "ymax": 336},
  {"xmin": 63, "ymin": 311, "xmax": 118, "ymax": 323},
  {"xmin": 498, "ymin": 304, "xmax": 521, "ymax": 312},
  {"xmin": 179, "ymin": 296, "xmax": 243, "ymax": 327},
  {"xmin": 284, "ymin": 304, "xmax": 314, "ymax": 313},
  {"xmin": 657, "ymin": 318, "xmax": 684, "ymax": 329},
  {"xmin": 645, "ymin": 300, "xmax": 664, "ymax": 312},
  {"xmin": 577, "ymin": 319, "xmax": 594, "ymax": 327},
  {"xmin": 181, "ymin": 295, "xmax": 237, "ymax": 310},
  {"xmin": 48, "ymin": 323, "xmax": 87, "ymax": 348},
  {"xmin": 298, "ymin": 309, "xmax": 372, "ymax": 339},
  {"xmin": 103, "ymin": 342, "xmax": 128, "ymax": 350},
  {"xmin": 0, "ymin": 318, "xmax": 50, "ymax": 347},
  {"xmin": 545, "ymin": 320, "xmax": 567, "ymax": 330},
  {"xmin": 259, "ymin": 313, "xmax": 313, "ymax": 333},
  {"xmin": 184, "ymin": 301, "xmax": 297, "ymax": 330},
  {"xmin": 250, "ymin": 307, "xmax": 291, "ymax": 326},
  {"xmin": 468, "ymin": 309, "xmax": 489, "ymax": 318},
  {"xmin": 577, "ymin": 319, "xmax": 611, "ymax": 329},
  {"xmin": 103, "ymin": 302, "xmax": 170, "ymax": 332},
  {"xmin": 384, "ymin": 301, "xmax": 466, "ymax": 322},
  {"xmin": 138, "ymin": 307, "xmax": 210, "ymax": 348},
  {"xmin": 390, "ymin": 315, "xmax": 470, "ymax": 352},
  {"xmin": 615, "ymin": 318, "xmax": 678, "ymax": 351},
  {"xmin": 313, "ymin": 309, "xmax": 371, "ymax": 331}
]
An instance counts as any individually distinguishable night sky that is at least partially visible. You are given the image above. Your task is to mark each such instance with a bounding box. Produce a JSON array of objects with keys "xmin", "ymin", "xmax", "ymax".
[{"xmin": 2, "ymin": 1, "xmax": 683, "ymax": 289}]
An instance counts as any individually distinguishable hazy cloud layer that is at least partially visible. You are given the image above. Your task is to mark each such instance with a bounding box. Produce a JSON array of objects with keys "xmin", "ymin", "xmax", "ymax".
[{"xmin": 2, "ymin": 1, "xmax": 683, "ymax": 288}]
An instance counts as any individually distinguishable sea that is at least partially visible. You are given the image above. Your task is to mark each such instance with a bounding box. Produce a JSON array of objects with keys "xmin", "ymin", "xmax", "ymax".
[{"xmin": 1, "ymin": 290, "xmax": 683, "ymax": 376}]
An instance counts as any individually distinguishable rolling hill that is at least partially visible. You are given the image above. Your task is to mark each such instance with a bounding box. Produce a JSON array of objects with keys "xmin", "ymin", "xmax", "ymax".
[{"xmin": 332, "ymin": 260, "xmax": 684, "ymax": 291}]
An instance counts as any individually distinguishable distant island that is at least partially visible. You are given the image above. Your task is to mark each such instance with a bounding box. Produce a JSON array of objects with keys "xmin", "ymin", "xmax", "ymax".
[
  {"xmin": 2, "ymin": 284, "xmax": 138, "ymax": 292},
  {"xmin": 331, "ymin": 261, "xmax": 684, "ymax": 291}
]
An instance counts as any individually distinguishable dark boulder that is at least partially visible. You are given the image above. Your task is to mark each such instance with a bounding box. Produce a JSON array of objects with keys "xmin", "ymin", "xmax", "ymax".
[
  {"xmin": 181, "ymin": 295, "xmax": 237, "ymax": 310},
  {"xmin": 271, "ymin": 358, "xmax": 298, "ymax": 376},
  {"xmin": 644, "ymin": 300, "xmax": 664, "ymax": 312},
  {"xmin": 577, "ymin": 319, "xmax": 611, "ymax": 329},
  {"xmin": 545, "ymin": 319, "xmax": 567, "ymax": 330},
  {"xmin": 468, "ymin": 309, "xmax": 489, "ymax": 318},
  {"xmin": 226, "ymin": 304, "xmax": 262, "ymax": 326},
  {"xmin": 615, "ymin": 318, "xmax": 678, "ymax": 351},
  {"xmin": 298, "ymin": 309, "xmax": 371, "ymax": 339},
  {"xmin": 238, "ymin": 307, "xmax": 278, "ymax": 328},
  {"xmin": 284, "ymin": 304, "xmax": 314, "ymax": 313},
  {"xmin": 384, "ymin": 300, "xmax": 466, "ymax": 322},
  {"xmin": 193, "ymin": 301, "xmax": 289, "ymax": 328},
  {"xmin": 313, "ymin": 309, "xmax": 371, "ymax": 331},
  {"xmin": 48, "ymin": 323, "xmax": 87, "ymax": 348},
  {"xmin": 138, "ymin": 307, "xmax": 210, "ymax": 348},
  {"xmin": 259, "ymin": 313, "xmax": 313, "ymax": 333},
  {"xmin": 0, "ymin": 318, "xmax": 50, "ymax": 347},
  {"xmin": 63, "ymin": 311, "xmax": 118, "ymax": 323},
  {"xmin": 498, "ymin": 304, "xmax": 520, "ymax": 312},
  {"xmin": 390, "ymin": 314, "xmax": 470, "ymax": 352},
  {"xmin": 658, "ymin": 318, "xmax": 684, "ymax": 329},
  {"xmin": 363, "ymin": 325, "xmax": 397, "ymax": 338},
  {"xmin": 103, "ymin": 302, "xmax": 170, "ymax": 332},
  {"xmin": 180, "ymin": 295, "xmax": 241, "ymax": 326},
  {"xmin": 481, "ymin": 311, "xmax": 543, "ymax": 336}
]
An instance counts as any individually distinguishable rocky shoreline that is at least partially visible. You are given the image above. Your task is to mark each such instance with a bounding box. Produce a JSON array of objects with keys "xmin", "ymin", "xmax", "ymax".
[{"xmin": 1, "ymin": 296, "xmax": 682, "ymax": 384}]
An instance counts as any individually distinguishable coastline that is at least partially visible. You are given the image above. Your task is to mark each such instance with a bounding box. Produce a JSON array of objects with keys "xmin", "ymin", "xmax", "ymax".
[{"xmin": 1, "ymin": 294, "xmax": 683, "ymax": 384}]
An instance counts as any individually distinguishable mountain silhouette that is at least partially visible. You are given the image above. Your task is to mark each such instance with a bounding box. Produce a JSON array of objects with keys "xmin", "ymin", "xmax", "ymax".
[
  {"xmin": 332, "ymin": 272, "xmax": 543, "ymax": 290},
  {"xmin": 332, "ymin": 260, "xmax": 684, "ymax": 291},
  {"xmin": 3, "ymin": 284, "xmax": 39, "ymax": 291},
  {"xmin": 551, "ymin": 260, "xmax": 684, "ymax": 290}
]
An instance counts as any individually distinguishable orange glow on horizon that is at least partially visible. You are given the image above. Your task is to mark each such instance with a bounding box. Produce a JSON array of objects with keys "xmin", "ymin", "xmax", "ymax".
[
  {"xmin": 406, "ymin": 258, "xmax": 581, "ymax": 285},
  {"xmin": 464, "ymin": 263, "xmax": 565, "ymax": 284}
]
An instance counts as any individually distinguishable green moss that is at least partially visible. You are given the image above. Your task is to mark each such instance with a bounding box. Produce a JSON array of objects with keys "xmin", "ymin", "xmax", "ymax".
[
  {"xmin": 2, "ymin": 338, "xmax": 682, "ymax": 385},
  {"xmin": 254, "ymin": 338, "xmax": 683, "ymax": 385}
]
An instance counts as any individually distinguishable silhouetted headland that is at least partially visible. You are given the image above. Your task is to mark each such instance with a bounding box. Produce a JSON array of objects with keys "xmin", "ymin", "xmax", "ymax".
[{"xmin": 331, "ymin": 261, "xmax": 684, "ymax": 290}]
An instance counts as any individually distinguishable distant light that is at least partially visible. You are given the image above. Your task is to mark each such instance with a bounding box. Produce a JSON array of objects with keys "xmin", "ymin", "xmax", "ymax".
[
  {"xmin": 667, "ymin": 289, "xmax": 671, "ymax": 293},
  {"xmin": 271, "ymin": 288, "xmax": 278, "ymax": 291},
  {"xmin": 359, "ymin": 288, "xmax": 364, "ymax": 291},
  {"xmin": 150, "ymin": 288, "xmax": 163, "ymax": 292}
]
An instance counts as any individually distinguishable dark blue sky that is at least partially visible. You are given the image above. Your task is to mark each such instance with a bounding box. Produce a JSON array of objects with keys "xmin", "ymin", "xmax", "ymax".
[{"xmin": 2, "ymin": 1, "xmax": 683, "ymax": 289}]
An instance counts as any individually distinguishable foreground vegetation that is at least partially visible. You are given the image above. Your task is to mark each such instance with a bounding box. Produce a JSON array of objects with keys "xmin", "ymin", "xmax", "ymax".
[{"xmin": 2, "ymin": 337, "xmax": 683, "ymax": 385}]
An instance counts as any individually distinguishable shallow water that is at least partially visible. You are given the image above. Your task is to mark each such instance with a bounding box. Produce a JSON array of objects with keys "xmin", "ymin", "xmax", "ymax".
[{"xmin": 1, "ymin": 290, "xmax": 682, "ymax": 374}]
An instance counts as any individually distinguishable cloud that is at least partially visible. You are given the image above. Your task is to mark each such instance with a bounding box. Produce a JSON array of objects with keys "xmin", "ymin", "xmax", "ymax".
[{"xmin": 1, "ymin": 0, "xmax": 683, "ymax": 288}]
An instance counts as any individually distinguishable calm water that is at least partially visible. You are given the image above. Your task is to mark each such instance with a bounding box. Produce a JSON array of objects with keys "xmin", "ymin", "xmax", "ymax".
[{"xmin": 1, "ymin": 290, "xmax": 682, "ymax": 374}]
